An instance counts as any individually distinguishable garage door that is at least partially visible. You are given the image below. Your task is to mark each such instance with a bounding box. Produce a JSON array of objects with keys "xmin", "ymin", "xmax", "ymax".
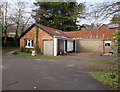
[
  {"xmin": 67, "ymin": 41, "xmax": 73, "ymax": 52},
  {"xmin": 44, "ymin": 40, "xmax": 53, "ymax": 55}
]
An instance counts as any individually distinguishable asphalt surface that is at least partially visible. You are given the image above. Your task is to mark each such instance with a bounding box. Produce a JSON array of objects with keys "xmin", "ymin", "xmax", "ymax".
[{"xmin": 2, "ymin": 52, "xmax": 113, "ymax": 90}]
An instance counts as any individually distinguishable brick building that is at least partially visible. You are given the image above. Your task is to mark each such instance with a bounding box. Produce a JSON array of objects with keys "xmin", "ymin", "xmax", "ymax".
[
  {"xmin": 64, "ymin": 24, "xmax": 116, "ymax": 54},
  {"xmin": 19, "ymin": 23, "xmax": 75, "ymax": 56},
  {"xmin": 20, "ymin": 24, "xmax": 117, "ymax": 56}
]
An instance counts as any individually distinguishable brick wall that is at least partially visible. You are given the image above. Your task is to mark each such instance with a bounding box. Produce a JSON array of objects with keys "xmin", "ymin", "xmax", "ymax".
[
  {"xmin": 20, "ymin": 26, "xmax": 53, "ymax": 54},
  {"xmin": 103, "ymin": 40, "xmax": 114, "ymax": 53}
]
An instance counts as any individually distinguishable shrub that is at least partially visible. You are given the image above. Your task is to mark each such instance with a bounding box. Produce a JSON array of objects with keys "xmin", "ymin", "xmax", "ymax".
[{"xmin": 20, "ymin": 47, "xmax": 25, "ymax": 52}]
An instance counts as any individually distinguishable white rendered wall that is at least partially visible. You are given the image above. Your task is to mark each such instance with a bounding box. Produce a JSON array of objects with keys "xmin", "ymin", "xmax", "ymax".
[{"xmin": 54, "ymin": 38, "xmax": 58, "ymax": 56}]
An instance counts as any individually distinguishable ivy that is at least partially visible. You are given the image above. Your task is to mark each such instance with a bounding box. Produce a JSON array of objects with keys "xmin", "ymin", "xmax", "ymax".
[{"xmin": 35, "ymin": 26, "xmax": 40, "ymax": 54}]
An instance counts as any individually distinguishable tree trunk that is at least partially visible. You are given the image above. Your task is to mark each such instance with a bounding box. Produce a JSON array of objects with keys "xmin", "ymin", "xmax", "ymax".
[
  {"xmin": 14, "ymin": 24, "xmax": 19, "ymax": 46},
  {"xmin": 3, "ymin": 27, "xmax": 7, "ymax": 46}
]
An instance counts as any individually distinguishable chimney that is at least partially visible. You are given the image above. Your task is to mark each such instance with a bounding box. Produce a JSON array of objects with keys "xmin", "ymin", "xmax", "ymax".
[{"xmin": 91, "ymin": 23, "xmax": 94, "ymax": 30}]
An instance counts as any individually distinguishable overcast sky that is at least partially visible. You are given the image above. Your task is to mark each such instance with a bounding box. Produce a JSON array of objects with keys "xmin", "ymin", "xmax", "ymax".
[{"xmin": 1, "ymin": 0, "xmax": 119, "ymax": 25}]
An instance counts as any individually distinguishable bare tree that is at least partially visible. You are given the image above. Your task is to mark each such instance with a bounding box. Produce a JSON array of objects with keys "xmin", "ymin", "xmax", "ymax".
[
  {"xmin": 2, "ymin": 2, "xmax": 14, "ymax": 45},
  {"xmin": 10, "ymin": 2, "xmax": 33, "ymax": 41},
  {"xmin": 87, "ymin": 1, "xmax": 120, "ymax": 24},
  {"xmin": 1, "ymin": 2, "xmax": 33, "ymax": 46},
  {"xmin": 0, "ymin": 3, "xmax": 3, "ymax": 36},
  {"xmin": 89, "ymin": 1, "xmax": 120, "ymax": 89}
]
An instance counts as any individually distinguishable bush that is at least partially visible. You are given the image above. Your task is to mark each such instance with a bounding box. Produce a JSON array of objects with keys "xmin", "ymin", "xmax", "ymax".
[
  {"xmin": 20, "ymin": 47, "xmax": 26, "ymax": 53},
  {"xmin": 35, "ymin": 45, "xmax": 40, "ymax": 54}
]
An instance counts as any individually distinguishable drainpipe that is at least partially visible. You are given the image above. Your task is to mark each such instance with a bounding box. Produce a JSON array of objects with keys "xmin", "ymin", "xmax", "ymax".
[{"xmin": 54, "ymin": 37, "xmax": 58, "ymax": 56}]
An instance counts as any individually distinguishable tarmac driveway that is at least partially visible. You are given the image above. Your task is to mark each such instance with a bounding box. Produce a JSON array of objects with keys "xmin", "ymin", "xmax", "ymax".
[{"xmin": 2, "ymin": 52, "xmax": 113, "ymax": 90}]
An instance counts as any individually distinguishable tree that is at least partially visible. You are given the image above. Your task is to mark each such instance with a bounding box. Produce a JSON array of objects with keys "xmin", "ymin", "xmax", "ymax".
[
  {"xmin": 111, "ymin": 15, "xmax": 120, "ymax": 24},
  {"xmin": 85, "ymin": 1, "xmax": 120, "ymax": 24},
  {"xmin": 2, "ymin": 2, "xmax": 14, "ymax": 45},
  {"xmin": 0, "ymin": 4, "xmax": 3, "ymax": 46},
  {"xmin": 112, "ymin": 30, "xmax": 120, "ymax": 90},
  {"xmin": 0, "ymin": 4, "xmax": 3, "ymax": 37},
  {"xmin": 90, "ymin": 1, "xmax": 120, "ymax": 89},
  {"xmin": 10, "ymin": 2, "xmax": 32, "ymax": 43},
  {"xmin": 32, "ymin": 2, "xmax": 85, "ymax": 31},
  {"xmin": 1, "ymin": 2, "xmax": 33, "ymax": 46}
]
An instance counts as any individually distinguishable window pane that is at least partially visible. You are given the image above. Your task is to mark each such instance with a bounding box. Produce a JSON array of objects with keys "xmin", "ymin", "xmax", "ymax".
[
  {"xmin": 28, "ymin": 40, "xmax": 30, "ymax": 46},
  {"xmin": 31, "ymin": 40, "xmax": 33, "ymax": 47},
  {"xmin": 105, "ymin": 43, "xmax": 110, "ymax": 46}
]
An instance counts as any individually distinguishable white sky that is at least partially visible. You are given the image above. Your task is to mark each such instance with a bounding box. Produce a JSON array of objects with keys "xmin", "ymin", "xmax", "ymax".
[{"xmin": 1, "ymin": 0, "xmax": 119, "ymax": 25}]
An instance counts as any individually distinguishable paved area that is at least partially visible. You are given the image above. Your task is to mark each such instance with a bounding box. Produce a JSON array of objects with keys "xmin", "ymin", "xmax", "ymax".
[{"xmin": 2, "ymin": 52, "xmax": 113, "ymax": 90}]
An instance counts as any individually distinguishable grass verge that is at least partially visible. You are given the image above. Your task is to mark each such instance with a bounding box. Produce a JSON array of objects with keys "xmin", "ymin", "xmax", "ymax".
[
  {"xmin": 92, "ymin": 71, "xmax": 118, "ymax": 90},
  {"xmin": 17, "ymin": 51, "xmax": 56, "ymax": 58},
  {"xmin": 89, "ymin": 59, "xmax": 111, "ymax": 64}
]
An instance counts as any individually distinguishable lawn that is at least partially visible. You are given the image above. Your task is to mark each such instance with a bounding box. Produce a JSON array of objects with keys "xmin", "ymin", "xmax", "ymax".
[
  {"xmin": 89, "ymin": 59, "xmax": 112, "ymax": 64},
  {"xmin": 17, "ymin": 51, "xmax": 57, "ymax": 58},
  {"xmin": 90, "ymin": 58, "xmax": 119, "ymax": 89},
  {"xmin": 92, "ymin": 71, "xmax": 119, "ymax": 90}
]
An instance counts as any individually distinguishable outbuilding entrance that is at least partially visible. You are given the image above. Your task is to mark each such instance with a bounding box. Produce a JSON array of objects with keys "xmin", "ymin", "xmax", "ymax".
[{"xmin": 43, "ymin": 40, "xmax": 53, "ymax": 55}]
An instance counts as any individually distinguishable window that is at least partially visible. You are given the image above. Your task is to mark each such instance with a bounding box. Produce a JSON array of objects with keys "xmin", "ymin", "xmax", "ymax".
[
  {"xmin": 25, "ymin": 39, "xmax": 33, "ymax": 48},
  {"xmin": 105, "ymin": 43, "xmax": 111, "ymax": 46},
  {"xmin": 104, "ymin": 41, "xmax": 111, "ymax": 46}
]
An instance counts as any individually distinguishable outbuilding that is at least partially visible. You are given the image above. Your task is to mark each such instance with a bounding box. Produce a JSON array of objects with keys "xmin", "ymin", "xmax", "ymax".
[
  {"xmin": 19, "ymin": 23, "xmax": 76, "ymax": 56},
  {"xmin": 64, "ymin": 24, "xmax": 116, "ymax": 54}
]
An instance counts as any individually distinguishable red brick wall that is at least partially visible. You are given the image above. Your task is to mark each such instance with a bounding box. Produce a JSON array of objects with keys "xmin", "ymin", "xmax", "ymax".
[
  {"xmin": 99, "ymin": 25, "xmax": 109, "ymax": 31},
  {"xmin": 20, "ymin": 26, "xmax": 53, "ymax": 54}
]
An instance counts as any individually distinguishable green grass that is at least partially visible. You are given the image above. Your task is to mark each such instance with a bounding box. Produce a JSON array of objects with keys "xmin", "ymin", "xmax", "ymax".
[
  {"xmin": 92, "ymin": 71, "xmax": 119, "ymax": 89},
  {"xmin": 17, "ymin": 51, "xmax": 56, "ymax": 58},
  {"xmin": 89, "ymin": 59, "xmax": 111, "ymax": 64}
]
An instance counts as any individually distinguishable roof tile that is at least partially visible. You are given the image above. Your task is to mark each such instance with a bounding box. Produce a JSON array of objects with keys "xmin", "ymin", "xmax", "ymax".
[
  {"xmin": 38, "ymin": 24, "xmax": 70, "ymax": 37},
  {"xmin": 64, "ymin": 28, "xmax": 116, "ymax": 38}
]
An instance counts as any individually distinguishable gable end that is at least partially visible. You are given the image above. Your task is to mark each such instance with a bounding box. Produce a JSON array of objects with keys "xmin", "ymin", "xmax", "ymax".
[
  {"xmin": 19, "ymin": 23, "xmax": 53, "ymax": 39},
  {"xmin": 35, "ymin": 24, "xmax": 53, "ymax": 37}
]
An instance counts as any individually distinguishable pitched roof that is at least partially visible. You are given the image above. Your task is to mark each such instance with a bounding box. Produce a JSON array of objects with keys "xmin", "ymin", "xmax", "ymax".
[
  {"xmin": 37, "ymin": 24, "xmax": 70, "ymax": 37},
  {"xmin": 107, "ymin": 24, "xmax": 119, "ymax": 29},
  {"xmin": 64, "ymin": 27, "xmax": 116, "ymax": 39},
  {"xmin": 20, "ymin": 23, "xmax": 116, "ymax": 39},
  {"xmin": 19, "ymin": 23, "xmax": 71, "ymax": 38},
  {"xmin": 81, "ymin": 24, "xmax": 99, "ymax": 31}
]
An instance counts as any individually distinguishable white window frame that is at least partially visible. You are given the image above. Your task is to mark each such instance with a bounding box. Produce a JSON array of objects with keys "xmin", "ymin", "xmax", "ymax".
[
  {"xmin": 25, "ymin": 39, "xmax": 34, "ymax": 48},
  {"xmin": 104, "ymin": 41, "xmax": 111, "ymax": 47}
]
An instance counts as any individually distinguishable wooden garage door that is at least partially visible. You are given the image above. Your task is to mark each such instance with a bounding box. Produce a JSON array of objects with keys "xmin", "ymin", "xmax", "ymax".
[{"xmin": 43, "ymin": 40, "xmax": 53, "ymax": 55}]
